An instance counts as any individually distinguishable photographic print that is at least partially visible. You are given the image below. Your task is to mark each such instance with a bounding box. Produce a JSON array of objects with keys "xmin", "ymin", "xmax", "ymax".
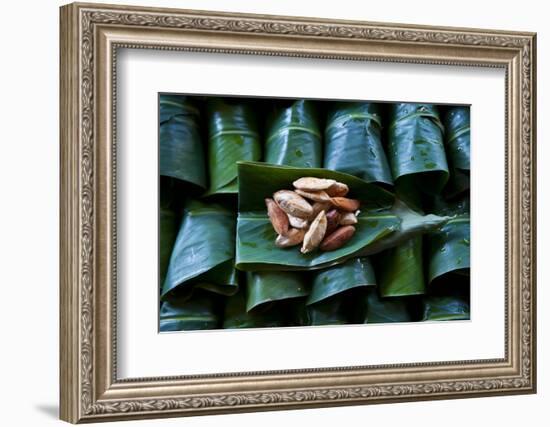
[{"xmin": 158, "ymin": 95, "xmax": 471, "ymax": 331}]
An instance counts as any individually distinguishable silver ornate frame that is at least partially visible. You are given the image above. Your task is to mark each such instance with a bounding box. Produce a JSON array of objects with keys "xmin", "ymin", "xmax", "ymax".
[{"xmin": 60, "ymin": 2, "xmax": 536, "ymax": 423}]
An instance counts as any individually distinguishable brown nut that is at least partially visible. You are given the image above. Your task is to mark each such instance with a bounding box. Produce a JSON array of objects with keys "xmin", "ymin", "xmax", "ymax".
[
  {"xmin": 325, "ymin": 209, "xmax": 341, "ymax": 234},
  {"xmin": 273, "ymin": 190, "xmax": 313, "ymax": 219},
  {"xmin": 339, "ymin": 211, "xmax": 358, "ymax": 226},
  {"xmin": 295, "ymin": 189, "xmax": 331, "ymax": 202},
  {"xmin": 287, "ymin": 214, "xmax": 309, "ymax": 230},
  {"xmin": 265, "ymin": 198, "xmax": 289, "ymax": 236},
  {"xmin": 301, "ymin": 210, "xmax": 327, "ymax": 254},
  {"xmin": 320, "ymin": 225, "xmax": 356, "ymax": 251},
  {"xmin": 330, "ymin": 197, "xmax": 360, "ymax": 212},
  {"xmin": 275, "ymin": 228, "xmax": 305, "ymax": 248},
  {"xmin": 293, "ymin": 177, "xmax": 336, "ymax": 191},
  {"xmin": 309, "ymin": 201, "xmax": 331, "ymax": 220},
  {"xmin": 326, "ymin": 182, "xmax": 349, "ymax": 197}
]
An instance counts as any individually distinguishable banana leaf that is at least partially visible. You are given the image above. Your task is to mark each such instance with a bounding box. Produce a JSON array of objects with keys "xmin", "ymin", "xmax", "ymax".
[
  {"xmin": 377, "ymin": 235, "xmax": 426, "ymax": 297},
  {"xmin": 307, "ymin": 257, "xmax": 376, "ymax": 305},
  {"xmin": 444, "ymin": 107, "xmax": 470, "ymax": 196},
  {"xmin": 427, "ymin": 216, "xmax": 470, "ymax": 283},
  {"xmin": 223, "ymin": 288, "xmax": 287, "ymax": 329},
  {"xmin": 159, "ymin": 292, "xmax": 221, "ymax": 332},
  {"xmin": 364, "ymin": 287, "xmax": 414, "ymax": 323},
  {"xmin": 246, "ymin": 271, "xmax": 308, "ymax": 313},
  {"xmin": 206, "ymin": 98, "xmax": 261, "ymax": 195},
  {"xmin": 161, "ymin": 199, "xmax": 237, "ymax": 300},
  {"xmin": 388, "ymin": 104, "xmax": 449, "ymax": 207},
  {"xmin": 159, "ymin": 95, "xmax": 206, "ymax": 190},
  {"xmin": 306, "ymin": 297, "xmax": 351, "ymax": 326},
  {"xmin": 422, "ymin": 296, "xmax": 470, "ymax": 321},
  {"xmin": 159, "ymin": 178, "xmax": 181, "ymax": 287},
  {"xmin": 324, "ymin": 102, "xmax": 393, "ymax": 185},
  {"xmin": 265, "ymin": 100, "xmax": 322, "ymax": 168},
  {"xmin": 358, "ymin": 199, "xmax": 452, "ymax": 257},
  {"xmin": 236, "ymin": 161, "xmax": 399, "ymax": 271}
]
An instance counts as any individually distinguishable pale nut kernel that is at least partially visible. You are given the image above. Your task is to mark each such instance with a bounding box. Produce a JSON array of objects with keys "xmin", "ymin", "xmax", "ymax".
[
  {"xmin": 265, "ymin": 198, "xmax": 289, "ymax": 236},
  {"xmin": 273, "ymin": 190, "xmax": 313, "ymax": 219},
  {"xmin": 301, "ymin": 210, "xmax": 327, "ymax": 254},
  {"xmin": 339, "ymin": 212, "xmax": 358, "ymax": 226},
  {"xmin": 326, "ymin": 181, "xmax": 349, "ymax": 197},
  {"xmin": 330, "ymin": 197, "xmax": 360, "ymax": 212},
  {"xmin": 293, "ymin": 177, "xmax": 336, "ymax": 191},
  {"xmin": 295, "ymin": 189, "xmax": 331, "ymax": 203},
  {"xmin": 320, "ymin": 225, "xmax": 356, "ymax": 251},
  {"xmin": 287, "ymin": 214, "xmax": 309, "ymax": 230},
  {"xmin": 275, "ymin": 228, "xmax": 306, "ymax": 248}
]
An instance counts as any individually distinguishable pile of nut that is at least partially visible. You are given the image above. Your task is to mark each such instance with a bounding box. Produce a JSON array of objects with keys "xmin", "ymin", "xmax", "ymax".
[{"xmin": 265, "ymin": 177, "xmax": 360, "ymax": 254}]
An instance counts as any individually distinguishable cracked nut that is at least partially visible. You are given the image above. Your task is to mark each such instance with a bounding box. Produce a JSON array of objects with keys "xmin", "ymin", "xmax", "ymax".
[
  {"xmin": 293, "ymin": 177, "xmax": 336, "ymax": 191},
  {"xmin": 265, "ymin": 198, "xmax": 289, "ymax": 236},
  {"xmin": 274, "ymin": 190, "xmax": 313, "ymax": 219},
  {"xmin": 294, "ymin": 189, "xmax": 331, "ymax": 202},
  {"xmin": 275, "ymin": 228, "xmax": 306, "ymax": 248},
  {"xmin": 287, "ymin": 214, "xmax": 309, "ymax": 230},
  {"xmin": 320, "ymin": 225, "xmax": 356, "ymax": 251},
  {"xmin": 325, "ymin": 209, "xmax": 341, "ymax": 234},
  {"xmin": 339, "ymin": 211, "xmax": 358, "ymax": 225},
  {"xmin": 301, "ymin": 210, "xmax": 327, "ymax": 254},
  {"xmin": 330, "ymin": 197, "xmax": 361, "ymax": 212},
  {"xmin": 326, "ymin": 182, "xmax": 349, "ymax": 197}
]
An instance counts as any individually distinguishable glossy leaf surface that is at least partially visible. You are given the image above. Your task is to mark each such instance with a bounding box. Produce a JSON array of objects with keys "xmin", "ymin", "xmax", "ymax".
[
  {"xmin": 159, "ymin": 95, "xmax": 206, "ymax": 189},
  {"xmin": 265, "ymin": 100, "xmax": 322, "ymax": 168},
  {"xmin": 324, "ymin": 102, "xmax": 393, "ymax": 185},
  {"xmin": 206, "ymin": 99, "xmax": 261, "ymax": 195}
]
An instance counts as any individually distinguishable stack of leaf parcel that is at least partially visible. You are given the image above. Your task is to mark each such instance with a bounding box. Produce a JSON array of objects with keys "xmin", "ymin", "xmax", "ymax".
[{"xmin": 159, "ymin": 95, "xmax": 470, "ymax": 331}]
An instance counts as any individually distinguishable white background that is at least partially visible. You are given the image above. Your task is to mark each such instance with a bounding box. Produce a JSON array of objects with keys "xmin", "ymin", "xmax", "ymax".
[
  {"xmin": 0, "ymin": 0, "xmax": 546, "ymax": 426},
  {"xmin": 118, "ymin": 50, "xmax": 504, "ymax": 377}
]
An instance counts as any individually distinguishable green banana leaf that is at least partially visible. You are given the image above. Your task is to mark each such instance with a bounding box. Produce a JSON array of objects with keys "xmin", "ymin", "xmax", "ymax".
[
  {"xmin": 377, "ymin": 235, "xmax": 426, "ymax": 297},
  {"xmin": 161, "ymin": 199, "xmax": 237, "ymax": 300},
  {"xmin": 236, "ymin": 161, "xmax": 399, "ymax": 271},
  {"xmin": 307, "ymin": 257, "xmax": 376, "ymax": 305},
  {"xmin": 358, "ymin": 199, "xmax": 452, "ymax": 257},
  {"xmin": 422, "ymin": 296, "xmax": 470, "ymax": 321},
  {"xmin": 246, "ymin": 271, "xmax": 308, "ymax": 313},
  {"xmin": 388, "ymin": 104, "xmax": 449, "ymax": 207},
  {"xmin": 324, "ymin": 102, "xmax": 393, "ymax": 185},
  {"xmin": 427, "ymin": 216, "xmax": 470, "ymax": 283},
  {"xmin": 444, "ymin": 107, "xmax": 470, "ymax": 196},
  {"xmin": 159, "ymin": 292, "xmax": 221, "ymax": 331},
  {"xmin": 223, "ymin": 288, "xmax": 287, "ymax": 329},
  {"xmin": 159, "ymin": 95, "xmax": 206, "ymax": 190},
  {"xmin": 306, "ymin": 297, "xmax": 352, "ymax": 326},
  {"xmin": 364, "ymin": 287, "xmax": 414, "ymax": 323},
  {"xmin": 265, "ymin": 100, "xmax": 322, "ymax": 168},
  {"xmin": 159, "ymin": 178, "xmax": 181, "ymax": 287},
  {"xmin": 206, "ymin": 98, "xmax": 261, "ymax": 195}
]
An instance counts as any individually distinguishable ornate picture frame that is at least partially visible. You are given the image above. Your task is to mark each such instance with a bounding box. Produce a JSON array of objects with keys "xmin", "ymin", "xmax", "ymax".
[{"xmin": 60, "ymin": 2, "xmax": 536, "ymax": 423}]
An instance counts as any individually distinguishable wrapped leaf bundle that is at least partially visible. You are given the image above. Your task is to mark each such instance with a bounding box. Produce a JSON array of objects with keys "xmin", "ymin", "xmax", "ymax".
[
  {"xmin": 377, "ymin": 236, "xmax": 426, "ymax": 297},
  {"xmin": 306, "ymin": 257, "xmax": 376, "ymax": 325},
  {"xmin": 246, "ymin": 271, "xmax": 308, "ymax": 313},
  {"xmin": 161, "ymin": 199, "xmax": 238, "ymax": 301},
  {"xmin": 223, "ymin": 288, "xmax": 287, "ymax": 329},
  {"xmin": 159, "ymin": 292, "xmax": 221, "ymax": 331},
  {"xmin": 388, "ymin": 104, "xmax": 449, "ymax": 210},
  {"xmin": 324, "ymin": 102, "xmax": 392, "ymax": 185},
  {"xmin": 207, "ymin": 98, "xmax": 261, "ymax": 195},
  {"xmin": 266, "ymin": 100, "xmax": 322, "ymax": 168},
  {"xmin": 159, "ymin": 95, "xmax": 206, "ymax": 190},
  {"xmin": 444, "ymin": 107, "xmax": 471, "ymax": 196},
  {"xmin": 364, "ymin": 287, "xmax": 414, "ymax": 323},
  {"xmin": 159, "ymin": 178, "xmax": 181, "ymax": 287}
]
